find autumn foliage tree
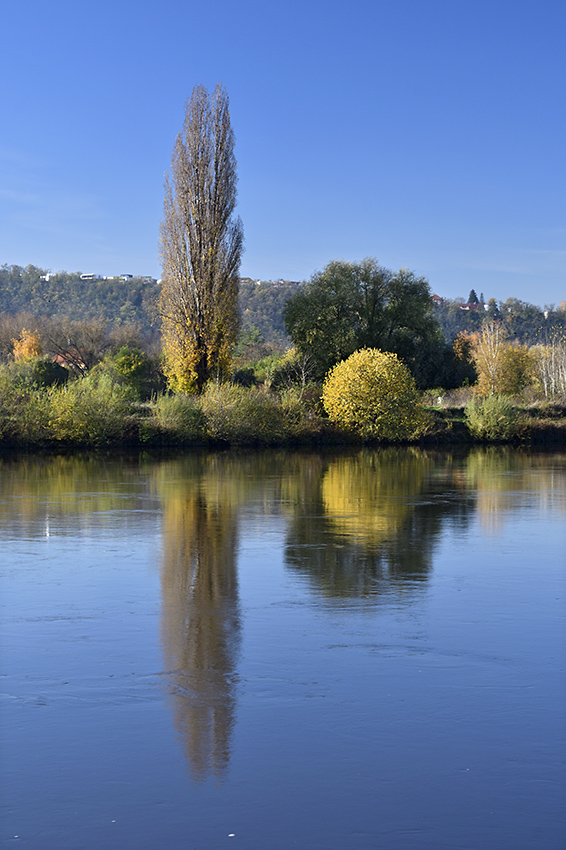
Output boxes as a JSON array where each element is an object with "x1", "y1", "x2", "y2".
[
  {"x1": 13, "y1": 328, "x2": 42, "y2": 360},
  {"x1": 452, "y1": 331, "x2": 475, "y2": 364},
  {"x1": 322, "y1": 348, "x2": 429, "y2": 441},
  {"x1": 471, "y1": 321, "x2": 508, "y2": 395},
  {"x1": 470, "y1": 321, "x2": 533, "y2": 396},
  {"x1": 159, "y1": 84, "x2": 243, "y2": 393}
]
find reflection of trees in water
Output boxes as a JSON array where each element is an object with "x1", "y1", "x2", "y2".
[
  {"x1": 464, "y1": 448, "x2": 566, "y2": 532},
  {"x1": 0, "y1": 453, "x2": 158, "y2": 537},
  {"x1": 156, "y1": 457, "x2": 241, "y2": 781},
  {"x1": 285, "y1": 449, "x2": 477, "y2": 600}
]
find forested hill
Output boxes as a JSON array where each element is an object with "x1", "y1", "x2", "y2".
[
  {"x1": 0, "y1": 265, "x2": 302, "y2": 347},
  {"x1": 433, "y1": 296, "x2": 565, "y2": 344},
  {"x1": 238, "y1": 279, "x2": 301, "y2": 346},
  {"x1": 0, "y1": 265, "x2": 161, "y2": 330},
  {"x1": 1, "y1": 264, "x2": 564, "y2": 348}
]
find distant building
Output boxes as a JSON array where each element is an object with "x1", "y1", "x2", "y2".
[
  {"x1": 52, "y1": 349, "x2": 87, "y2": 372},
  {"x1": 271, "y1": 279, "x2": 301, "y2": 287},
  {"x1": 80, "y1": 273, "x2": 98, "y2": 281},
  {"x1": 240, "y1": 277, "x2": 302, "y2": 287}
]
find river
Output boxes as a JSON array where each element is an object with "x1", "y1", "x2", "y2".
[{"x1": 1, "y1": 448, "x2": 565, "y2": 849}]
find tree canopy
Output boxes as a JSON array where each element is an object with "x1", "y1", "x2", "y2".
[{"x1": 283, "y1": 258, "x2": 443, "y2": 382}]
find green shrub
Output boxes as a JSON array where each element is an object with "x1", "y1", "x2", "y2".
[
  {"x1": 0, "y1": 357, "x2": 68, "y2": 389},
  {"x1": 231, "y1": 367, "x2": 257, "y2": 387},
  {"x1": 0, "y1": 362, "x2": 52, "y2": 442},
  {"x1": 47, "y1": 374, "x2": 135, "y2": 444},
  {"x1": 151, "y1": 393, "x2": 205, "y2": 442},
  {"x1": 200, "y1": 383, "x2": 284, "y2": 445},
  {"x1": 279, "y1": 386, "x2": 324, "y2": 440},
  {"x1": 17, "y1": 391, "x2": 51, "y2": 442},
  {"x1": 249, "y1": 353, "x2": 283, "y2": 385},
  {"x1": 99, "y1": 345, "x2": 155, "y2": 398},
  {"x1": 464, "y1": 394, "x2": 521, "y2": 441},
  {"x1": 322, "y1": 348, "x2": 430, "y2": 441},
  {"x1": 29, "y1": 359, "x2": 69, "y2": 388}
]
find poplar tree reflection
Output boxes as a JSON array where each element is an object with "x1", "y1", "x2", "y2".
[
  {"x1": 285, "y1": 449, "x2": 476, "y2": 600},
  {"x1": 158, "y1": 459, "x2": 241, "y2": 781}
]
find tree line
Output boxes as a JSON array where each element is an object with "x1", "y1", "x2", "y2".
[
  {"x1": 433, "y1": 294, "x2": 566, "y2": 345},
  {"x1": 2, "y1": 261, "x2": 562, "y2": 351}
]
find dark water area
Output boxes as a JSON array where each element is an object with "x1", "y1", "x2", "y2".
[{"x1": 1, "y1": 448, "x2": 565, "y2": 849}]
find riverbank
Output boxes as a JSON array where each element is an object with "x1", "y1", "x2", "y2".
[
  {"x1": 1, "y1": 387, "x2": 565, "y2": 451},
  {"x1": 421, "y1": 403, "x2": 566, "y2": 446}
]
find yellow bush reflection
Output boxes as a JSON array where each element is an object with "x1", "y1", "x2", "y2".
[
  {"x1": 283, "y1": 449, "x2": 444, "y2": 599},
  {"x1": 321, "y1": 449, "x2": 430, "y2": 546}
]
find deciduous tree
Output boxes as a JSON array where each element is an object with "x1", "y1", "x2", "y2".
[
  {"x1": 283, "y1": 258, "x2": 442, "y2": 384},
  {"x1": 159, "y1": 84, "x2": 243, "y2": 393},
  {"x1": 530, "y1": 331, "x2": 566, "y2": 397},
  {"x1": 471, "y1": 321, "x2": 508, "y2": 395},
  {"x1": 472, "y1": 323, "x2": 534, "y2": 396},
  {"x1": 42, "y1": 317, "x2": 110, "y2": 375},
  {"x1": 13, "y1": 328, "x2": 42, "y2": 360}
]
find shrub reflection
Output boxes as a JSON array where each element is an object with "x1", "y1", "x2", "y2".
[{"x1": 285, "y1": 449, "x2": 476, "y2": 599}]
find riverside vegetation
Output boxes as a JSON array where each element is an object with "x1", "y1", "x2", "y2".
[
  {"x1": 1, "y1": 259, "x2": 565, "y2": 449},
  {"x1": 0, "y1": 335, "x2": 565, "y2": 449},
  {"x1": 1, "y1": 280, "x2": 566, "y2": 450}
]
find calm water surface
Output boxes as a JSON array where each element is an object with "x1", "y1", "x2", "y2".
[{"x1": 1, "y1": 448, "x2": 565, "y2": 849}]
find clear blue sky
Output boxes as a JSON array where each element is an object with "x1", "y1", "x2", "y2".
[{"x1": 1, "y1": 0, "x2": 564, "y2": 305}]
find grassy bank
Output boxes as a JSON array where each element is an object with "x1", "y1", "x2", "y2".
[
  {"x1": 419, "y1": 402, "x2": 566, "y2": 446},
  {"x1": 1, "y1": 371, "x2": 565, "y2": 451}
]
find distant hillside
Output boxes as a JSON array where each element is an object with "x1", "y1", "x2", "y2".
[
  {"x1": 433, "y1": 295, "x2": 566, "y2": 344},
  {"x1": 238, "y1": 278, "x2": 302, "y2": 346},
  {"x1": 0, "y1": 264, "x2": 160, "y2": 332},
  {"x1": 0, "y1": 264, "x2": 303, "y2": 347},
  {"x1": 2, "y1": 264, "x2": 562, "y2": 350}
]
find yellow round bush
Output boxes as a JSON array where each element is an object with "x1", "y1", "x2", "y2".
[{"x1": 322, "y1": 348, "x2": 428, "y2": 440}]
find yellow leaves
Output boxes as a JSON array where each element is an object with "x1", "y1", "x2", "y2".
[
  {"x1": 47, "y1": 375, "x2": 134, "y2": 444},
  {"x1": 471, "y1": 323, "x2": 533, "y2": 397},
  {"x1": 470, "y1": 322, "x2": 507, "y2": 395},
  {"x1": 13, "y1": 328, "x2": 42, "y2": 360},
  {"x1": 161, "y1": 319, "x2": 200, "y2": 394},
  {"x1": 322, "y1": 348, "x2": 428, "y2": 441},
  {"x1": 160, "y1": 294, "x2": 237, "y2": 394},
  {"x1": 453, "y1": 331, "x2": 475, "y2": 362},
  {"x1": 497, "y1": 345, "x2": 534, "y2": 396},
  {"x1": 321, "y1": 452, "x2": 428, "y2": 545}
]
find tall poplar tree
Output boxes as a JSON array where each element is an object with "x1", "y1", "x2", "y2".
[{"x1": 159, "y1": 85, "x2": 243, "y2": 392}]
